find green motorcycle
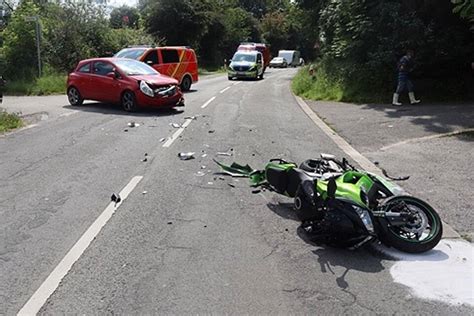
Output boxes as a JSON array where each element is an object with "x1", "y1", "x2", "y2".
[{"x1": 216, "y1": 154, "x2": 443, "y2": 253}]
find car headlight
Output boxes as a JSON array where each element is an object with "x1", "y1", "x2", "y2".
[
  {"x1": 353, "y1": 205, "x2": 375, "y2": 233},
  {"x1": 140, "y1": 81, "x2": 154, "y2": 97}
]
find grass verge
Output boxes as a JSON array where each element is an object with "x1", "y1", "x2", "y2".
[
  {"x1": 198, "y1": 66, "x2": 227, "y2": 76},
  {"x1": 5, "y1": 74, "x2": 67, "y2": 96},
  {"x1": 0, "y1": 110, "x2": 23, "y2": 133}
]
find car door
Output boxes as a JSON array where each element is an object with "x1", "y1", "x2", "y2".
[
  {"x1": 143, "y1": 49, "x2": 160, "y2": 71},
  {"x1": 91, "y1": 61, "x2": 121, "y2": 102},
  {"x1": 74, "y1": 62, "x2": 93, "y2": 99},
  {"x1": 158, "y1": 49, "x2": 181, "y2": 81},
  {"x1": 256, "y1": 53, "x2": 264, "y2": 75}
]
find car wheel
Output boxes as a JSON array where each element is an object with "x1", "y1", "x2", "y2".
[
  {"x1": 121, "y1": 91, "x2": 137, "y2": 112},
  {"x1": 180, "y1": 76, "x2": 192, "y2": 91},
  {"x1": 67, "y1": 87, "x2": 83, "y2": 106}
]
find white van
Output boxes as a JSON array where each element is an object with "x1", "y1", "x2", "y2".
[{"x1": 278, "y1": 50, "x2": 301, "y2": 67}]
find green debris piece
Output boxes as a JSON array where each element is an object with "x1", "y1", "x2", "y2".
[
  {"x1": 213, "y1": 159, "x2": 254, "y2": 177},
  {"x1": 214, "y1": 159, "x2": 267, "y2": 186}
]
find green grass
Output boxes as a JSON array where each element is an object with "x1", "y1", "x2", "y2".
[
  {"x1": 198, "y1": 66, "x2": 227, "y2": 75},
  {"x1": 5, "y1": 74, "x2": 67, "y2": 96},
  {"x1": 0, "y1": 111, "x2": 23, "y2": 133},
  {"x1": 292, "y1": 66, "x2": 344, "y2": 101}
]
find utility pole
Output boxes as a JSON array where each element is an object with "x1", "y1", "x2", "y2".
[{"x1": 24, "y1": 15, "x2": 42, "y2": 77}]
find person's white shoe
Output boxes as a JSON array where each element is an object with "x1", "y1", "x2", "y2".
[
  {"x1": 392, "y1": 93, "x2": 402, "y2": 106},
  {"x1": 409, "y1": 92, "x2": 421, "y2": 104}
]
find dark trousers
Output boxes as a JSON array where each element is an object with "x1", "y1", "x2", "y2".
[{"x1": 396, "y1": 78, "x2": 414, "y2": 93}]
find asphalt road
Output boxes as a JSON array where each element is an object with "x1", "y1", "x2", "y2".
[{"x1": 0, "y1": 70, "x2": 472, "y2": 314}]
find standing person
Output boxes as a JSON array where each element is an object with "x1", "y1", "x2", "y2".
[
  {"x1": 0, "y1": 76, "x2": 5, "y2": 104},
  {"x1": 392, "y1": 49, "x2": 421, "y2": 106}
]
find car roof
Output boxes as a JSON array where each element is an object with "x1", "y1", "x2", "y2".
[
  {"x1": 79, "y1": 57, "x2": 134, "y2": 63},
  {"x1": 234, "y1": 50, "x2": 260, "y2": 55}
]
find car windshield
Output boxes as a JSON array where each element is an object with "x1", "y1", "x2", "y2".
[
  {"x1": 114, "y1": 48, "x2": 147, "y2": 60},
  {"x1": 114, "y1": 59, "x2": 159, "y2": 76},
  {"x1": 273, "y1": 58, "x2": 283, "y2": 61},
  {"x1": 233, "y1": 53, "x2": 256, "y2": 62}
]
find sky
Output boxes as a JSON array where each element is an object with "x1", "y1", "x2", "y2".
[{"x1": 108, "y1": 0, "x2": 138, "y2": 7}]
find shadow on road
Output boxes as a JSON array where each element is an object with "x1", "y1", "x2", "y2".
[
  {"x1": 359, "y1": 102, "x2": 474, "y2": 142},
  {"x1": 267, "y1": 201, "x2": 385, "y2": 290},
  {"x1": 63, "y1": 102, "x2": 184, "y2": 117}
]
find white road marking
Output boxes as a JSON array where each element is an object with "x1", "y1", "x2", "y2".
[
  {"x1": 18, "y1": 176, "x2": 143, "y2": 315},
  {"x1": 219, "y1": 86, "x2": 231, "y2": 94},
  {"x1": 294, "y1": 96, "x2": 381, "y2": 175},
  {"x1": 162, "y1": 118, "x2": 193, "y2": 148},
  {"x1": 201, "y1": 96, "x2": 216, "y2": 109},
  {"x1": 380, "y1": 128, "x2": 474, "y2": 151}
]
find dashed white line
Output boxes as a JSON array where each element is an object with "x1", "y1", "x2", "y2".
[
  {"x1": 219, "y1": 86, "x2": 231, "y2": 94},
  {"x1": 18, "y1": 176, "x2": 143, "y2": 315},
  {"x1": 162, "y1": 118, "x2": 193, "y2": 148},
  {"x1": 201, "y1": 96, "x2": 216, "y2": 109}
]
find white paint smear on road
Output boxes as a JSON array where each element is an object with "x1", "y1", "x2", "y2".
[
  {"x1": 387, "y1": 239, "x2": 473, "y2": 306},
  {"x1": 162, "y1": 118, "x2": 193, "y2": 148},
  {"x1": 220, "y1": 86, "x2": 231, "y2": 94},
  {"x1": 18, "y1": 176, "x2": 143, "y2": 315},
  {"x1": 201, "y1": 96, "x2": 216, "y2": 109}
]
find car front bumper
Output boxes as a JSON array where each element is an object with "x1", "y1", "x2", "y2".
[
  {"x1": 136, "y1": 90, "x2": 184, "y2": 108},
  {"x1": 228, "y1": 69, "x2": 258, "y2": 79}
]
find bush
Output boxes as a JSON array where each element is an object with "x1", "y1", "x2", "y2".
[
  {"x1": 4, "y1": 73, "x2": 66, "y2": 95},
  {"x1": 0, "y1": 110, "x2": 23, "y2": 133}
]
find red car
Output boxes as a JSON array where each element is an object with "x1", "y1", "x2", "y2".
[{"x1": 67, "y1": 58, "x2": 184, "y2": 112}]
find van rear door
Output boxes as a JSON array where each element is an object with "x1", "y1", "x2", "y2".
[{"x1": 158, "y1": 49, "x2": 181, "y2": 80}]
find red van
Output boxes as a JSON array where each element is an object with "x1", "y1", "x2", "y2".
[
  {"x1": 115, "y1": 46, "x2": 198, "y2": 91},
  {"x1": 238, "y1": 42, "x2": 271, "y2": 70}
]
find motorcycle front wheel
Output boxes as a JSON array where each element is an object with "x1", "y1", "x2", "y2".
[{"x1": 379, "y1": 196, "x2": 443, "y2": 253}]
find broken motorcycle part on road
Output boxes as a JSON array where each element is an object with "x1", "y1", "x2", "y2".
[
  {"x1": 178, "y1": 152, "x2": 195, "y2": 160},
  {"x1": 213, "y1": 159, "x2": 265, "y2": 186}
]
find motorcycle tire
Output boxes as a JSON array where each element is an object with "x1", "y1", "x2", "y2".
[{"x1": 379, "y1": 196, "x2": 442, "y2": 253}]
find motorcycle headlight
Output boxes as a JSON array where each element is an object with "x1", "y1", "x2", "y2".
[
  {"x1": 140, "y1": 81, "x2": 154, "y2": 97},
  {"x1": 353, "y1": 205, "x2": 375, "y2": 233}
]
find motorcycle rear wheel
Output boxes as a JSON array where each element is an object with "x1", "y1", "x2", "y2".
[{"x1": 380, "y1": 196, "x2": 442, "y2": 253}]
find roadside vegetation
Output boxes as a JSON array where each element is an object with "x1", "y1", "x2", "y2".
[
  {"x1": 0, "y1": 110, "x2": 23, "y2": 133},
  {"x1": 0, "y1": 0, "x2": 473, "y2": 101}
]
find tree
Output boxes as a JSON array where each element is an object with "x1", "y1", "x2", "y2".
[
  {"x1": 2, "y1": 0, "x2": 40, "y2": 79},
  {"x1": 110, "y1": 5, "x2": 140, "y2": 29}
]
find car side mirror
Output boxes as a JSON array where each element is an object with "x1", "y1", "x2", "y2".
[
  {"x1": 146, "y1": 60, "x2": 153, "y2": 65},
  {"x1": 107, "y1": 71, "x2": 120, "y2": 79}
]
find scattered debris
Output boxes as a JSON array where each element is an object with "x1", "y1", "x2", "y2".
[
  {"x1": 217, "y1": 152, "x2": 233, "y2": 157},
  {"x1": 196, "y1": 171, "x2": 205, "y2": 177},
  {"x1": 128, "y1": 122, "x2": 140, "y2": 127},
  {"x1": 208, "y1": 182, "x2": 214, "y2": 185},
  {"x1": 178, "y1": 152, "x2": 195, "y2": 160},
  {"x1": 167, "y1": 221, "x2": 173, "y2": 225},
  {"x1": 228, "y1": 183, "x2": 236, "y2": 188},
  {"x1": 218, "y1": 176, "x2": 226, "y2": 180},
  {"x1": 201, "y1": 154, "x2": 207, "y2": 158},
  {"x1": 285, "y1": 228, "x2": 289, "y2": 232},
  {"x1": 159, "y1": 137, "x2": 167, "y2": 142},
  {"x1": 141, "y1": 158, "x2": 148, "y2": 162},
  {"x1": 124, "y1": 129, "x2": 129, "y2": 132},
  {"x1": 111, "y1": 193, "x2": 121, "y2": 205},
  {"x1": 204, "y1": 225, "x2": 207, "y2": 228},
  {"x1": 252, "y1": 189, "x2": 261, "y2": 194},
  {"x1": 201, "y1": 166, "x2": 206, "y2": 169},
  {"x1": 208, "y1": 130, "x2": 215, "y2": 133},
  {"x1": 142, "y1": 191, "x2": 148, "y2": 195},
  {"x1": 184, "y1": 116, "x2": 197, "y2": 120},
  {"x1": 170, "y1": 123, "x2": 182, "y2": 128}
]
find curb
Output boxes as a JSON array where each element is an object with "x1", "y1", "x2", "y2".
[{"x1": 293, "y1": 95, "x2": 461, "y2": 239}]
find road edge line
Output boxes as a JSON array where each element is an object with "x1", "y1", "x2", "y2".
[
  {"x1": 18, "y1": 176, "x2": 144, "y2": 315},
  {"x1": 293, "y1": 95, "x2": 460, "y2": 239}
]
